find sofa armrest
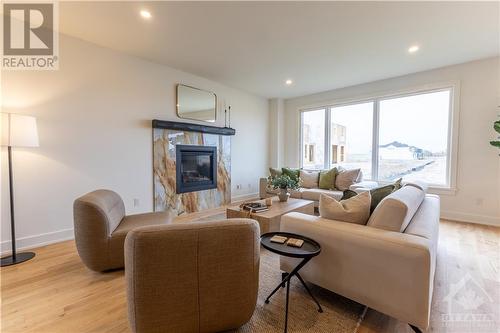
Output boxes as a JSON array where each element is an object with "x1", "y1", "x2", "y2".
[{"x1": 279, "y1": 212, "x2": 434, "y2": 330}]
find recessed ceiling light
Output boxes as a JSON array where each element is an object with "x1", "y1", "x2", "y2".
[
  {"x1": 140, "y1": 10, "x2": 152, "y2": 19},
  {"x1": 285, "y1": 79, "x2": 293, "y2": 85},
  {"x1": 408, "y1": 45, "x2": 419, "y2": 53}
]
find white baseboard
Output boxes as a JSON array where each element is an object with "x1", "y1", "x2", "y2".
[
  {"x1": 231, "y1": 192, "x2": 259, "y2": 203},
  {"x1": 441, "y1": 211, "x2": 500, "y2": 227},
  {"x1": 1, "y1": 228, "x2": 74, "y2": 255}
]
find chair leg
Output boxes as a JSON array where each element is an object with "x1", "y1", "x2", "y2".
[{"x1": 409, "y1": 324, "x2": 422, "y2": 333}]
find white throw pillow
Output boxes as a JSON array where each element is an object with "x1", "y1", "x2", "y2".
[
  {"x1": 300, "y1": 170, "x2": 320, "y2": 189},
  {"x1": 335, "y1": 168, "x2": 361, "y2": 190},
  {"x1": 319, "y1": 192, "x2": 371, "y2": 225}
]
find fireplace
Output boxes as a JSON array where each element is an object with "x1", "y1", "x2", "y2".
[{"x1": 176, "y1": 145, "x2": 217, "y2": 194}]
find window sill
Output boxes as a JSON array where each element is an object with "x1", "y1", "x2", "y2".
[{"x1": 428, "y1": 186, "x2": 457, "y2": 196}]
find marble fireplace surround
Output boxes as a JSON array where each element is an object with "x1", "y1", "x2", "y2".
[{"x1": 153, "y1": 120, "x2": 235, "y2": 216}]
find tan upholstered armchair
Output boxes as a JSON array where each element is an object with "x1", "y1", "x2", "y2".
[
  {"x1": 73, "y1": 189, "x2": 172, "y2": 272},
  {"x1": 125, "y1": 219, "x2": 260, "y2": 333}
]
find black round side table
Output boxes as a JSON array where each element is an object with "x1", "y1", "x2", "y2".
[{"x1": 261, "y1": 232, "x2": 323, "y2": 333}]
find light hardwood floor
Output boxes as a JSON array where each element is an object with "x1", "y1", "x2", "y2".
[{"x1": 1, "y1": 213, "x2": 499, "y2": 333}]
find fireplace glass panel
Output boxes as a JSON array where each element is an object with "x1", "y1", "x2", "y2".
[
  {"x1": 181, "y1": 153, "x2": 212, "y2": 183},
  {"x1": 176, "y1": 145, "x2": 217, "y2": 193}
]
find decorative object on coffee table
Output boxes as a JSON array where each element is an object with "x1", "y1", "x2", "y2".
[
  {"x1": 261, "y1": 232, "x2": 323, "y2": 333},
  {"x1": 226, "y1": 197, "x2": 314, "y2": 234},
  {"x1": 268, "y1": 174, "x2": 301, "y2": 202}
]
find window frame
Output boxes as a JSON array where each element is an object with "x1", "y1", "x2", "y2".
[{"x1": 298, "y1": 81, "x2": 460, "y2": 194}]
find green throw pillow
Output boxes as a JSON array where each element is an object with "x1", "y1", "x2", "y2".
[
  {"x1": 369, "y1": 185, "x2": 395, "y2": 213},
  {"x1": 340, "y1": 178, "x2": 403, "y2": 213},
  {"x1": 269, "y1": 167, "x2": 282, "y2": 178},
  {"x1": 282, "y1": 167, "x2": 300, "y2": 182},
  {"x1": 319, "y1": 168, "x2": 337, "y2": 190},
  {"x1": 341, "y1": 189, "x2": 358, "y2": 200},
  {"x1": 393, "y1": 178, "x2": 403, "y2": 190},
  {"x1": 369, "y1": 178, "x2": 403, "y2": 213}
]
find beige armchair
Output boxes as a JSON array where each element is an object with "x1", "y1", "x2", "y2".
[
  {"x1": 125, "y1": 219, "x2": 260, "y2": 333},
  {"x1": 73, "y1": 189, "x2": 172, "y2": 272}
]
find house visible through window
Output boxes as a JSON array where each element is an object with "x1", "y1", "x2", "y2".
[
  {"x1": 332, "y1": 145, "x2": 338, "y2": 163},
  {"x1": 330, "y1": 101, "x2": 374, "y2": 178},
  {"x1": 301, "y1": 109, "x2": 325, "y2": 169},
  {"x1": 300, "y1": 88, "x2": 453, "y2": 187},
  {"x1": 304, "y1": 144, "x2": 315, "y2": 163}
]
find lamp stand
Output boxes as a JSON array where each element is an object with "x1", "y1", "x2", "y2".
[{"x1": 1, "y1": 146, "x2": 35, "y2": 266}]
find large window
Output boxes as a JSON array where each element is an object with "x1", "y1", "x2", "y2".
[
  {"x1": 330, "y1": 102, "x2": 373, "y2": 179},
  {"x1": 300, "y1": 88, "x2": 454, "y2": 188},
  {"x1": 301, "y1": 109, "x2": 325, "y2": 170}
]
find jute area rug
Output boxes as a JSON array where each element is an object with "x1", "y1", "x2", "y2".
[{"x1": 193, "y1": 214, "x2": 367, "y2": 333}]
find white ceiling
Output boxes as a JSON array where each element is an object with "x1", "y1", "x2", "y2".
[{"x1": 59, "y1": 2, "x2": 500, "y2": 99}]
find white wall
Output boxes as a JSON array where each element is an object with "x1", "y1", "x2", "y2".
[
  {"x1": 283, "y1": 57, "x2": 500, "y2": 226},
  {"x1": 0, "y1": 35, "x2": 269, "y2": 252},
  {"x1": 268, "y1": 98, "x2": 285, "y2": 168}
]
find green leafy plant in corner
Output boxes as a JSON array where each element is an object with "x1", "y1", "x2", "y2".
[
  {"x1": 267, "y1": 174, "x2": 301, "y2": 191},
  {"x1": 490, "y1": 120, "x2": 500, "y2": 149}
]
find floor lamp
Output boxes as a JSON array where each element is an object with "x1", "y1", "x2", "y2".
[{"x1": 1, "y1": 113, "x2": 39, "y2": 266}]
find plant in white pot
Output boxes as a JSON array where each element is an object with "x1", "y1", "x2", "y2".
[{"x1": 268, "y1": 174, "x2": 301, "y2": 202}]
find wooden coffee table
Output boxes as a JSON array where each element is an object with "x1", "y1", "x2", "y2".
[{"x1": 226, "y1": 197, "x2": 314, "y2": 235}]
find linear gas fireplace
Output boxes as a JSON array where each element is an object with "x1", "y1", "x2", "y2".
[{"x1": 176, "y1": 145, "x2": 217, "y2": 194}]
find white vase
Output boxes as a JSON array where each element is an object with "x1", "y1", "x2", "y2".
[{"x1": 278, "y1": 188, "x2": 289, "y2": 202}]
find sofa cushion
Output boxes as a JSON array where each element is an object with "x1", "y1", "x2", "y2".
[
  {"x1": 109, "y1": 211, "x2": 172, "y2": 268},
  {"x1": 319, "y1": 168, "x2": 337, "y2": 190},
  {"x1": 289, "y1": 189, "x2": 303, "y2": 199},
  {"x1": 302, "y1": 188, "x2": 343, "y2": 201},
  {"x1": 300, "y1": 170, "x2": 320, "y2": 188},
  {"x1": 319, "y1": 192, "x2": 371, "y2": 225},
  {"x1": 342, "y1": 178, "x2": 403, "y2": 213},
  {"x1": 404, "y1": 194, "x2": 440, "y2": 241},
  {"x1": 335, "y1": 168, "x2": 361, "y2": 191},
  {"x1": 269, "y1": 167, "x2": 282, "y2": 178},
  {"x1": 367, "y1": 186, "x2": 425, "y2": 232},
  {"x1": 282, "y1": 167, "x2": 300, "y2": 182}
]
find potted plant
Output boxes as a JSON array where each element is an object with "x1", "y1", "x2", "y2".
[
  {"x1": 268, "y1": 174, "x2": 301, "y2": 202},
  {"x1": 490, "y1": 120, "x2": 500, "y2": 154}
]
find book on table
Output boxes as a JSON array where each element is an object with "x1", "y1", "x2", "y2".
[
  {"x1": 241, "y1": 202, "x2": 268, "y2": 213},
  {"x1": 270, "y1": 235, "x2": 288, "y2": 244},
  {"x1": 286, "y1": 238, "x2": 304, "y2": 248}
]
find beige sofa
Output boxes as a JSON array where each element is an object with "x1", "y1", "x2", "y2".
[
  {"x1": 125, "y1": 219, "x2": 260, "y2": 333},
  {"x1": 259, "y1": 177, "x2": 378, "y2": 205},
  {"x1": 279, "y1": 185, "x2": 439, "y2": 332}
]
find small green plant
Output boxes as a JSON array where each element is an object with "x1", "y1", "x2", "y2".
[
  {"x1": 490, "y1": 120, "x2": 500, "y2": 149},
  {"x1": 268, "y1": 174, "x2": 300, "y2": 190}
]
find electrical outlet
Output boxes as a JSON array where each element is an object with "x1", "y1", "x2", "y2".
[
  {"x1": 133, "y1": 198, "x2": 140, "y2": 207},
  {"x1": 475, "y1": 198, "x2": 484, "y2": 206}
]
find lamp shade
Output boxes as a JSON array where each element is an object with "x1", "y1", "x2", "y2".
[{"x1": 1, "y1": 113, "x2": 39, "y2": 147}]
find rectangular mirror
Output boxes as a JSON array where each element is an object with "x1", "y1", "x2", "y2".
[{"x1": 176, "y1": 84, "x2": 217, "y2": 123}]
